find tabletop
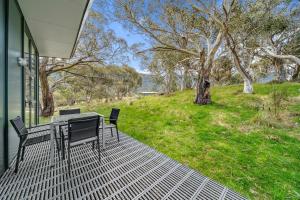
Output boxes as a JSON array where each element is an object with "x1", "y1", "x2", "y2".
[{"x1": 51, "y1": 112, "x2": 104, "y2": 123}]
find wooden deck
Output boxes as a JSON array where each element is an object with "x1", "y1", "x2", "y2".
[{"x1": 0, "y1": 126, "x2": 246, "y2": 200}]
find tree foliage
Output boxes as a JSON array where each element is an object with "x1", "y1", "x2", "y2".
[
  {"x1": 39, "y1": 10, "x2": 130, "y2": 116},
  {"x1": 54, "y1": 65, "x2": 142, "y2": 106},
  {"x1": 104, "y1": 0, "x2": 300, "y2": 98}
]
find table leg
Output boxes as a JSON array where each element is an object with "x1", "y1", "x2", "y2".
[
  {"x1": 102, "y1": 117, "x2": 105, "y2": 149},
  {"x1": 50, "y1": 123, "x2": 55, "y2": 167}
]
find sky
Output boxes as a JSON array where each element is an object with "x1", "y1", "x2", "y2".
[
  {"x1": 91, "y1": 0, "x2": 151, "y2": 74},
  {"x1": 108, "y1": 22, "x2": 149, "y2": 73}
]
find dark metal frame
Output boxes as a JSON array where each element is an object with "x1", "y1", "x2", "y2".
[
  {"x1": 9, "y1": 116, "x2": 50, "y2": 173},
  {"x1": 66, "y1": 116, "x2": 101, "y2": 174},
  {"x1": 3, "y1": 0, "x2": 9, "y2": 170},
  {"x1": 59, "y1": 108, "x2": 81, "y2": 116},
  {"x1": 102, "y1": 108, "x2": 120, "y2": 142},
  {"x1": 23, "y1": 22, "x2": 39, "y2": 128},
  {"x1": 57, "y1": 108, "x2": 81, "y2": 160}
]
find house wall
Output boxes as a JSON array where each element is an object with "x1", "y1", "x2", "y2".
[
  {"x1": 0, "y1": 0, "x2": 40, "y2": 174},
  {"x1": 7, "y1": 0, "x2": 23, "y2": 163},
  {"x1": 0, "y1": 0, "x2": 5, "y2": 174}
]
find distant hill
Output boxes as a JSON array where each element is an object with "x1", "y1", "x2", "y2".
[{"x1": 136, "y1": 73, "x2": 162, "y2": 92}]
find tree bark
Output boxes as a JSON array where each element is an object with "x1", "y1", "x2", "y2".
[
  {"x1": 273, "y1": 58, "x2": 286, "y2": 82},
  {"x1": 225, "y1": 34, "x2": 253, "y2": 93},
  {"x1": 292, "y1": 65, "x2": 300, "y2": 81},
  {"x1": 39, "y1": 65, "x2": 55, "y2": 117},
  {"x1": 194, "y1": 32, "x2": 223, "y2": 104},
  {"x1": 194, "y1": 71, "x2": 211, "y2": 104},
  {"x1": 183, "y1": 66, "x2": 192, "y2": 89},
  {"x1": 243, "y1": 78, "x2": 253, "y2": 94},
  {"x1": 194, "y1": 49, "x2": 211, "y2": 104},
  {"x1": 263, "y1": 48, "x2": 300, "y2": 65},
  {"x1": 232, "y1": 49, "x2": 253, "y2": 93}
]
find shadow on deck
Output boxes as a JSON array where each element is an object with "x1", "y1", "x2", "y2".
[{"x1": 0, "y1": 126, "x2": 246, "y2": 200}]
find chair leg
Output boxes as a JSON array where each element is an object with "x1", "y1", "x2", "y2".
[
  {"x1": 116, "y1": 125, "x2": 120, "y2": 142},
  {"x1": 96, "y1": 138, "x2": 101, "y2": 162},
  {"x1": 21, "y1": 146, "x2": 25, "y2": 161},
  {"x1": 67, "y1": 143, "x2": 71, "y2": 175},
  {"x1": 62, "y1": 136, "x2": 65, "y2": 160},
  {"x1": 14, "y1": 143, "x2": 22, "y2": 173},
  {"x1": 92, "y1": 141, "x2": 95, "y2": 150},
  {"x1": 55, "y1": 127, "x2": 61, "y2": 152},
  {"x1": 110, "y1": 127, "x2": 113, "y2": 137}
]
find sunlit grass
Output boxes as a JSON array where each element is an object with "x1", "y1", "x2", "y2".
[{"x1": 42, "y1": 83, "x2": 300, "y2": 199}]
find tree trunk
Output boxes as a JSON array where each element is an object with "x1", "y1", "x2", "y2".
[
  {"x1": 194, "y1": 69, "x2": 211, "y2": 104},
  {"x1": 243, "y1": 78, "x2": 253, "y2": 93},
  {"x1": 292, "y1": 65, "x2": 300, "y2": 81},
  {"x1": 225, "y1": 34, "x2": 253, "y2": 93},
  {"x1": 231, "y1": 48, "x2": 253, "y2": 93},
  {"x1": 39, "y1": 66, "x2": 54, "y2": 117},
  {"x1": 274, "y1": 58, "x2": 286, "y2": 82},
  {"x1": 194, "y1": 77, "x2": 211, "y2": 104},
  {"x1": 183, "y1": 66, "x2": 192, "y2": 89},
  {"x1": 193, "y1": 32, "x2": 223, "y2": 105}
]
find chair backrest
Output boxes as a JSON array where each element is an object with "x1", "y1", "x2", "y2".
[
  {"x1": 109, "y1": 108, "x2": 120, "y2": 125},
  {"x1": 10, "y1": 116, "x2": 28, "y2": 138},
  {"x1": 68, "y1": 115, "x2": 100, "y2": 143},
  {"x1": 59, "y1": 108, "x2": 81, "y2": 116}
]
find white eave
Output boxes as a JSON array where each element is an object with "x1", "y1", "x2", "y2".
[{"x1": 17, "y1": 0, "x2": 94, "y2": 58}]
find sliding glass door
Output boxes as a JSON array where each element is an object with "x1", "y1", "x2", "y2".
[
  {"x1": 7, "y1": 0, "x2": 23, "y2": 163},
  {"x1": 24, "y1": 27, "x2": 38, "y2": 128}
]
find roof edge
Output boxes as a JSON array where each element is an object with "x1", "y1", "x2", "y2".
[{"x1": 69, "y1": 0, "x2": 94, "y2": 58}]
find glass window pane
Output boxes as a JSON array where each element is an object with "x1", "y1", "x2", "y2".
[
  {"x1": 7, "y1": 0, "x2": 23, "y2": 163},
  {"x1": 24, "y1": 33, "x2": 31, "y2": 127},
  {"x1": 31, "y1": 44, "x2": 36, "y2": 125}
]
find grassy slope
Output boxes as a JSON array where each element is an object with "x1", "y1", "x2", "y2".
[{"x1": 64, "y1": 83, "x2": 300, "y2": 199}]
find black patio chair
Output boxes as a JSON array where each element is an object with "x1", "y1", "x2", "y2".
[
  {"x1": 57, "y1": 108, "x2": 81, "y2": 159},
  {"x1": 67, "y1": 115, "x2": 101, "y2": 174},
  {"x1": 10, "y1": 116, "x2": 51, "y2": 173},
  {"x1": 101, "y1": 108, "x2": 120, "y2": 142},
  {"x1": 59, "y1": 108, "x2": 81, "y2": 115}
]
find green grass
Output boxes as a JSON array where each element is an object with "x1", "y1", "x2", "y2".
[{"x1": 48, "y1": 83, "x2": 300, "y2": 199}]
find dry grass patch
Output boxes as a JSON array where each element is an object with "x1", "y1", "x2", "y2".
[{"x1": 211, "y1": 111, "x2": 232, "y2": 129}]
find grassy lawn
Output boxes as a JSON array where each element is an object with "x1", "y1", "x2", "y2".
[{"x1": 45, "y1": 83, "x2": 300, "y2": 199}]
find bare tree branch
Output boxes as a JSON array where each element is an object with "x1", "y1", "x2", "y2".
[{"x1": 261, "y1": 48, "x2": 300, "y2": 65}]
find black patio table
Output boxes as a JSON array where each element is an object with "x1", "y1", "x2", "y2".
[{"x1": 49, "y1": 112, "x2": 105, "y2": 167}]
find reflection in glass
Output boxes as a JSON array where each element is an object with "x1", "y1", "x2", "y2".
[{"x1": 24, "y1": 33, "x2": 31, "y2": 127}]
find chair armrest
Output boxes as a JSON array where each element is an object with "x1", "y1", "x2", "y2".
[
  {"x1": 19, "y1": 132, "x2": 30, "y2": 137},
  {"x1": 31, "y1": 123, "x2": 51, "y2": 128},
  {"x1": 28, "y1": 124, "x2": 51, "y2": 134},
  {"x1": 106, "y1": 118, "x2": 117, "y2": 122},
  {"x1": 27, "y1": 129, "x2": 49, "y2": 134}
]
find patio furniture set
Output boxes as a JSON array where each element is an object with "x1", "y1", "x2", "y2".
[{"x1": 10, "y1": 108, "x2": 120, "y2": 174}]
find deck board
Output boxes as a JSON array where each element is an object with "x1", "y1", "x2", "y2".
[{"x1": 0, "y1": 126, "x2": 247, "y2": 200}]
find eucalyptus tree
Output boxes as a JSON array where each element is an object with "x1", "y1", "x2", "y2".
[
  {"x1": 190, "y1": 0, "x2": 257, "y2": 93},
  {"x1": 39, "y1": 11, "x2": 129, "y2": 116},
  {"x1": 55, "y1": 64, "x2": 142, "y2": 104},
  {"x1": 246, "y1": 0, "x2": 300, "y2": 81},
  {"x1": 193, "y1": 0, "x2": 300, "y2": 90},
  {"x1": 288, "y1": 32, "x2": 300, "y2": 80},
  {"x1": 148, "y1": 51, "x2": 184, "y2": 94},
  {"x1": 114, "y1": 0, "x2": 228, "y2": 104}
]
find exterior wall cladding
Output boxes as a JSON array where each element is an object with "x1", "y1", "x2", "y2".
[{"x1": 0, "y1": 0, "x2": 39, "y2": 175}]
